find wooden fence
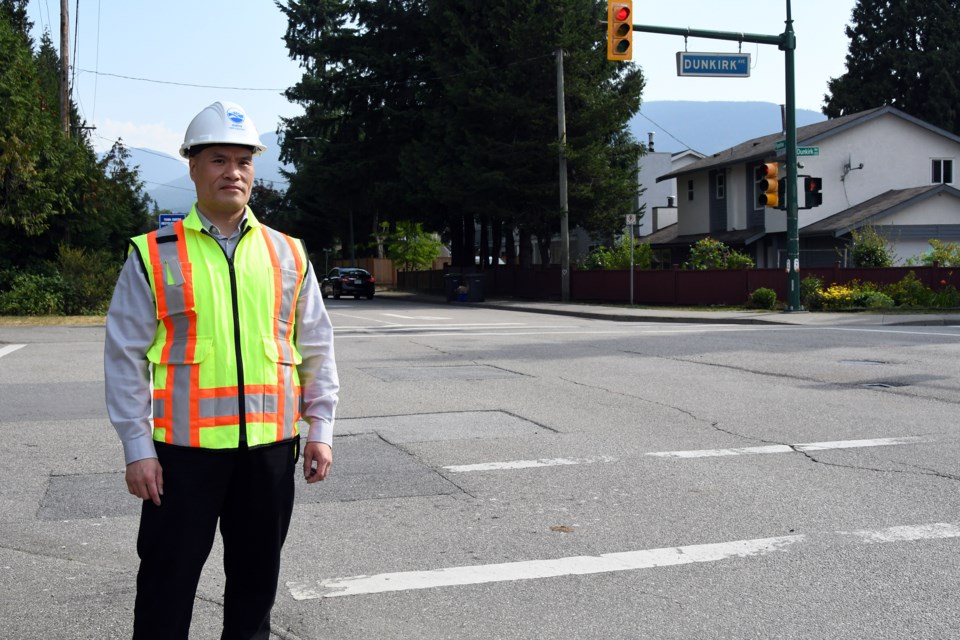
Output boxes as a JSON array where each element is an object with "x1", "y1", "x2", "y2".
[{"x1": 396, "y1": 264, "x2": 960, "y2": 306}]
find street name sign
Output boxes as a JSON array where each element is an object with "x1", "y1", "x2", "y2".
[
  {"x1": 774, "y1": 140, "x2": 820, "y2": 156},
  {"x1": 158, "y1": 213, "x2": 187, "y2": 228},
  {"x1": 676, "y1": 52, "x2": 751, "y2": 77}
]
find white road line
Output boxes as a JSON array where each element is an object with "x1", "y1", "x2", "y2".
[
  {"x1": 0, "y1": 344, "x2": 26, "y2": 359},
  {"x1": 817, "y1": 327, "x2": 960, "y2": 338},
  {"x1": 444, "y1": 456, "x2": 616, "y2": 473},
  {"x1": 337, "y1": 323, "x2": 567, "y2": 331},
  {"x1": 286, "y1": 520, "x2": 960, "y2": 599},
  {"x1": 841, "y1": 522, "x2": 960, "y2": 544},
  {"x1": 334, "y1": 329, "x2": 639, "y2": 339},
  {"x1": 645, "y1": 437, "x2": 925, "y2": 459},
  {"x1": 381, "y1": 313, "x2": 454, "y2": 321},
  {"x1": 287, "y1": 535, "x2": 803, "y2": 599}
]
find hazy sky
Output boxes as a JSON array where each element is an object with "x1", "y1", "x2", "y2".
[{"x1": 27, "y1": 0, "x2": 856, "y2": 161}]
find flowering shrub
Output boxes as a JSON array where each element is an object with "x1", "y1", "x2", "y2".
[
  {"x1": 801, "y1": 271, "x2": 955, "y2": 311},
  {"x1": 882, "y1": 272, "x2": 933, "y2": 307},
  {"x1": 819, "y1": 284, "x2": 856, "y2": 310}
]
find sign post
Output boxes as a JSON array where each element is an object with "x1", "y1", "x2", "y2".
[{"x1": 626, "y1": 214, "x2": 637, "y2": 305}]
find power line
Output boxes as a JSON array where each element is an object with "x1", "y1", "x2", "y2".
[
  {"x1": 77, "y1": 51, "x2": 557, "y2": 95},
  {"x1": 77, "y1": 69, "x2": 286, "y2": 91},
  {"x1": 635, "y1": 109, "x2": 701, "y2": 154}
]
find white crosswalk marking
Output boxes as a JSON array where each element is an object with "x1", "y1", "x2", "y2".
[
  {"x1": 287, "y1": 521, "x2": 960, "y2": 600},
  {"x1": 288, "y1": 535, "x2": 803, "y2": 599},
  {"x1": 444, "y1": 456, "x2": 617, "y2": 473},
  {"x1": 646, "y1": 437, "x2": 925, "y2": 459},
  {"x1": 0, "y1": 344, "x2": 26, "y2": 359}
]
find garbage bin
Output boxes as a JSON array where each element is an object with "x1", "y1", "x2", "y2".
[
  {"x1": 463, "y1": 273, "x2": 485, "y2": 302},
  {"x1": 443, "y1": 272, "x2": 485, "y2": 302},
  {"x1": 443, "y1": 273, "x2": 463, "y2": 302}
]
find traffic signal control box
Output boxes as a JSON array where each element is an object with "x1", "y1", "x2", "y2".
[{"x1": 607, "y1": 1, "x2": 633, "y2": 61}]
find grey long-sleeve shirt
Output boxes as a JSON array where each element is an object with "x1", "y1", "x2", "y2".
[{"x1": 103, "y1": 218, "x2": 339, "y2": 465}]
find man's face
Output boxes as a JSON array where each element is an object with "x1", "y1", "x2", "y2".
[{"x1": 189, "y1": 145, "x2": 255, "y2": 218}]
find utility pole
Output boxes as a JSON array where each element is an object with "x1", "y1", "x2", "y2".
[
  {"x1": 556, "y1": 49, "x2": 571, "y2": 302},
  {"x1": 59, "y1": 0, "x2": 70, "y2": 136}
]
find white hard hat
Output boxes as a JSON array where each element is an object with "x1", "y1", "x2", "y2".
[{"x1": 179, "y1": 101, "x2": 267, "y2": 158}]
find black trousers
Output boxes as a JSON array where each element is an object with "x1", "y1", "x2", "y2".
[{"x1": 132, "y1": 439, "x2": 299, "y2": 640}]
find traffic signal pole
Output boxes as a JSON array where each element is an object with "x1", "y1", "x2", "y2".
[
  {"x1": 625, "y1": 0, "x2": 802, "y2": 310},
  {"x1": 782, "y1": 2, "x2": 801, "y2": 311}
]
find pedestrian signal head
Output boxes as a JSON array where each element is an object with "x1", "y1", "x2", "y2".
[
  {"x1": 804, "y1": 176, "x2": 823, "y2": 208},
  {"x1": 606, "y1": 1, "x2": 633, "y2": 61}
]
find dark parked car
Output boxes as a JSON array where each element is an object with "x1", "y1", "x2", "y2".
[{"x1": 320, "y1": 267, "x2": 375, "y2": 300}]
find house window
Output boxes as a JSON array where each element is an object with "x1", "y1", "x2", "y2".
[
  {"x1": 715, "y1": 173, "x2": 725, "y2": 199},
  {"x1": 932, "y1": 159, "x2": 954, "y2": 184},
  {"x1": 687, "y1": 180, "x2": 694, "y2": 201}
]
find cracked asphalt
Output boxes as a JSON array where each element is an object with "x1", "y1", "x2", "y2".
[{"x1": 2, "y1": 298, "x2": 960, "y2": 639}]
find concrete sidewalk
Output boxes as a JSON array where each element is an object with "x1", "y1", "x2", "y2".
[{"x1": 376, "y1": 290, "x2": 960, "y2": 327}]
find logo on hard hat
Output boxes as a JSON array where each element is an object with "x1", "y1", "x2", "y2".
[{"x1": 226, "y1": 109, "x2": 245, "y2": 125}]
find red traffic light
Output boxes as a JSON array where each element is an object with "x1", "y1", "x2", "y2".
[{"x1": 606, "y1": 1, "x2": 633, "y2": 61}]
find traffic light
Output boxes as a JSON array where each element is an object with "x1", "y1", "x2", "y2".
[
  {"x1": 607, "y1": 1, "x2": 633, "y2": 61},
  {"x1": 804, "y1": 176, "x2": 823, "y2": 208},
  {"x1": 756, "y1": 162, "x2": 780, "y2": 208}
]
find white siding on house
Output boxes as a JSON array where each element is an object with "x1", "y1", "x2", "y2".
[
  {"x1": 799, "y1": 114, "x2": 960, "y2": 227},
  {"x1": 882, "y1": 192, "x2": 960, "y2": 226},
  {"x1": 678, "y1": 174, "x2": 711, "y2": 235},
  {"x1": 637, "y1": 152, "x2": 675, "y2": 235},
  {"x1": 727, "y1": 165, "x2": 749, "y2": 230}
]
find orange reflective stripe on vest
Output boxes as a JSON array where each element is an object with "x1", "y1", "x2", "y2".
[{"x1": 132, "y1": 208, "x2": 307, "y2": 450}]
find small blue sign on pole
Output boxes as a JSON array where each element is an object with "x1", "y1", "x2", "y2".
[
  {"x1": 676, "y1": 52, "x2": 751, "y2": 77},
  {"x1": 158, "y1": 213, "x2": 186, "y2": 228}
]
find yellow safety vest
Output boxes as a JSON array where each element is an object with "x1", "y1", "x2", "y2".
[{"x1": 129, "y1": 207, "x2": 308, "y2": 449}]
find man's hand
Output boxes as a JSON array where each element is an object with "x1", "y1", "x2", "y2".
[
  {"x1": 303, "y1": 442, "x2": 332, "y2": 483},
  {"x1": 126, "y1": 458, "x2": 163, "y2": 506}
]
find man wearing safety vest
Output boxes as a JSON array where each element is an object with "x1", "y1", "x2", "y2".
[{"x1": 104, "y1": 101, "x2": 339, "y2": 640}]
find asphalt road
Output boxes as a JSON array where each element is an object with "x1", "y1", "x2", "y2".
[{"x1": 2, "y1": 298, "x2": 960, "y2": 639}]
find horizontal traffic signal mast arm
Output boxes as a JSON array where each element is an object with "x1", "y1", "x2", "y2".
[{"x1": 597, "y1": 22, "x2": 790, "y2": 49}]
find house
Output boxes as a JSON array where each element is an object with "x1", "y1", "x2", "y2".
[
  {"x1": 645, "y1": 106, "x2": 960, "y2": 267},
  {"x1": 635, "y1": 142, "x2": 704, "y2": 237},
  {"x1": 539, "y1": 138, "x2": 704, "y2": 266}
]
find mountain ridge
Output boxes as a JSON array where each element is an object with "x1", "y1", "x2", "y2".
[{"x1": 130, "y1": 101, "x2": 827, "y2": 212}]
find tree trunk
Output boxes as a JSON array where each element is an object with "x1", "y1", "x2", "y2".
[
  {"x1": 519, "y1": 227, "x2": 533, "y2": 268},
  {"x1": 491, "y1": 218, "x2": 503, "y2": 268}
]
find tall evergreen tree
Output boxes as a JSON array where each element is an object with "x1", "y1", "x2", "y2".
[
  {"x1": 824, "y1": 0, "x2": 960, "y2": 134},
  {"x1": 278, "y1": 0, "x2": 643, "y2": 267},
  {"x1": 0, "y1": 6, "x2": 152, "y2": 270}
]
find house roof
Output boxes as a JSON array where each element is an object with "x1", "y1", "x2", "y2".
[
  {"x1": 642, "y1": 224, "x2": 766, "y2": 248},
  {"x1": 656, "y1": 106, "x2": 960, "y2": 183},
  {"x1": 800, "y1": 184, "x2": 960, "y2": 238}
]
